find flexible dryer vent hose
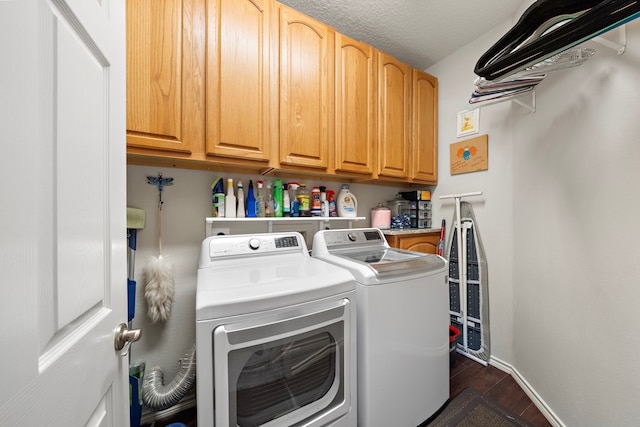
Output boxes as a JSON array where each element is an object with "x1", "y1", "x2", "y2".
[{"x1": 142, "y1": 342, "x2": 196, "y2": 411}]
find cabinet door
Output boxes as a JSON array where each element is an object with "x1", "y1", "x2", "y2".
[
  {"x1": 279, "y1": 5, "x2": 333, "y2": 169},
  {"x1": 387, "y1": 233, "x2": 439, "y2": 254},
  {"x1": 411, "y1": 70, "x2": 438, "y2": 183},
  {"x1": 126, "y1": 0, "x2": 205, "y2": 154},
  {"x1": 377, "y1": 52, "x2": 410, "y2": 179},
  {"x1": 334, "y1": 34, "x2": 376, "y2": 175},
  {"x1": 206, "y1": 0, "x2": 272, "y2": 162}
]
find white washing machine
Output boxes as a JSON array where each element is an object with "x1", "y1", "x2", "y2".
[
  {"x1": 312, "y1": 228, "x2": 449, "y2": 427},
  {"x1": 196, "y1": 232, "x2": 357, "y2": 427}
]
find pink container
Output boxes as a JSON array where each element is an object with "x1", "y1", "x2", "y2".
[{"x1": 370, "y1": 203, "x2": 391, "y2": 229}]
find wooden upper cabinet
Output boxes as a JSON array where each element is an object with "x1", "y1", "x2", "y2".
[
  {"x1": 125, "y1": 0, "x2": 438, "y2": 182},
  {"x1": 411, "y1": 70, "x2": 438, "y2": 183},
  {"x1": 334, "y1": 34, "x2": 376, "y2": 176},
  {"x1": 278, "y1": 4, "x2": 334, "y2": 170},
  {"x1": 377, "y1": 51, "x2": 411, "y2": 179},
  {"x1": 206, "y1": 0, "x2": 272, "y2": 163},
  {"x1": 126, "y1": 0, "x2": 205, "y2": 154}
]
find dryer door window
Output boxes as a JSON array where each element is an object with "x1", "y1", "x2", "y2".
[
  {"x1": 212, "y1": 299, "x2": 352, "y2": 427},
  {"x1": 233, "y1": 331, "x2": 338, "y2": 426}
]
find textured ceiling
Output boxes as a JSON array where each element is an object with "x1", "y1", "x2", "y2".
[{"x1": 277, "y1": 0, "x2": 524, "y2": 70}]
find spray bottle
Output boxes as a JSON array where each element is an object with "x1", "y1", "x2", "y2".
[
  {"x1": 283, "y1": 183, "x2": 290, "y2": 217},
  {"x1": 211, "y1": 177, "x2": 225, "y2": 217},
  {"x1": 246, "y1": 180, "x2": 256, "y2": 217},
  {"x1": 274, "y1": 179, "x2": 283, "y2": 217},
  {"x1": 288, "y1": 182, "x2": 300, "y2": 217},
  {"x1": 326, "y1": 190, "x2": 337, "y2": 217},
  {"x1": 256, "y1": 180, "x2": 265, "y2": 217},
  {"x1": 320, "y1": 186, "x2": 329, "y2": 217},
  {"x1": 265, "y1": 182, "x2": 275, "y2": 217},
  {"x1": 236, "y1": 181, "x2": 245, "y2": 218},
  {"x1": 225, "y1": 178, "x2": 236, "y2": 218}
]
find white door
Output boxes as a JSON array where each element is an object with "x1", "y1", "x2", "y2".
[{"x1": 0, "y1": 0, "x2": 129, "y2": 425}]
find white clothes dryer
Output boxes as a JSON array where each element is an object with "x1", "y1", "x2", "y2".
[
  {"x1": 312, "y1": 228, "x2": 449, "y2": 427},
  {"x1": 196, "y1": 232, "x2": 357, "y2": 427}
]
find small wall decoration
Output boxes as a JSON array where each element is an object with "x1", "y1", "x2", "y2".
[
  {"x1": 456, "y1": 109, "x2": 480, "y2": 137},
  {"x1": 450, "y1": 134, "x2": 488, "y2": 175}
]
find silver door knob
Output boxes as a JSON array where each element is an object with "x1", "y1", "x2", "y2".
[{"x1": 114, "y1": 323, "x2": 141, "y2": 356}]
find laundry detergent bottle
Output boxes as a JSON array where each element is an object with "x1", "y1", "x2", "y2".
[{"x1": 337, "y1": 184, "x2": 358, "y2": 217}]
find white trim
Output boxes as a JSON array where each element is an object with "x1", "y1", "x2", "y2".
[{"x1": 489, "y1": 356, "x2": 565, "y2": 427}]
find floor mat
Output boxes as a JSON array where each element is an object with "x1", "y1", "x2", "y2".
[{"x1": 428, "y1": 387, "x2": 534, "y2": 426}]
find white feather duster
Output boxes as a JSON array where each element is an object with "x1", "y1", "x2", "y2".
[
  {"x1": 143, "y1": 255, "x2": 175, "y2": 323},
  {"x1": 145, "y1": 173, "x2": 176, "y2": 323}
]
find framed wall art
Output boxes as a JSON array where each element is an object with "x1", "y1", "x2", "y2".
[
  {"x1": 450, "y1": 134, "x2": 488, "y2": 175},
  {"x1": 456, "y1": 109, "x2": 480, "y2": 137}
]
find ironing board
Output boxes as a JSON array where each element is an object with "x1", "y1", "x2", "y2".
[{"x1": 441, "y1": 195, "x2": 490, "y2": 365}]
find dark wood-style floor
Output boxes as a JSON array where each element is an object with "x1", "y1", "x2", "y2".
[
  {"x1": 423, "y1": 352, "x2": 552, "y2": 426},
  {"x1": 144, "y1": 352, "x2": 552, "y2": 427}
]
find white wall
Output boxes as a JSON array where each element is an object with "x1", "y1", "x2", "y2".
[
  {"x1": 429, "y1": 17, "x2": 640, "y2": 427},
  {"x1": 127, "y1": 166, "x2": 412, "y2": 384},
  {"x1": 428, "y1": 20, "x2": 517, "y2": 365}
]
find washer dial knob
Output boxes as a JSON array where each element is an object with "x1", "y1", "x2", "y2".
[{"x1": 248, "y1": 238, "x2": 261, "y2": 250}]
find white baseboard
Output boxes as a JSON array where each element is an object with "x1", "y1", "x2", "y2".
[{"x1": 489, "y1": 356, "x2": 564, "y2": 427}]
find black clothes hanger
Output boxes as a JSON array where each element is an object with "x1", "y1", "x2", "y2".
[
  {"x1": 475, "y1": 0, "x2": 640, "y2": 81},
  {"x1": 477, "y1": 0, "x2": 600, "y2": 70}
]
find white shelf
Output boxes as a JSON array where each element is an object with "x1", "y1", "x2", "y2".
[
  {"x1": 205, "y1": 216, "x2": 367, "y2": 235},
  {"x1": 206, "y1": 216, "x2": 365, "y2": 223}
]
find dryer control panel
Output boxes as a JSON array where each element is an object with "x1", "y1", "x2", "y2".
[{"x1": 199, "y1": 232, "x2": 307, "y2": 268}]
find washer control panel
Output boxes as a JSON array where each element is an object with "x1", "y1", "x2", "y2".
[{"x1": 318, "y1": 228, "x2": 386, "y2": 249}]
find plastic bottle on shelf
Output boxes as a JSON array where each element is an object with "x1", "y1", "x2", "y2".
[
  {"x1": 216, "y1": 193, "x2": 225, "y2": 217},
  {"x1": 327, "y1": 190, "x2": 337, "y2": 217},
  {"x1": 288, "y1": 182, "x2": 300, "y2": 217},
  {"x1": 236, "y1": 181, "x2": 245, "y2": 218},
  {"x1": 246, "y1": 180, "x2": 256, "y2": 218},
  {"x1": 225, "y1": 178, "x2": 237, "y2": 218},
  {"x1": 320, "y1": 186, "x2": 329, "y2": 217},
  {"x1": 273, "y1": 179, "x2": 283, "y2": 217},
  {"x1": 256, "y1": 180, "x2": 265, "y2": 218},
  {"x1": 264, "y1": 182, "x2": 275, "y2": 217},
  {"x1": 337, "y1": 184, "x2": 357, "y2": 217},
  {"x1": 297, "y1": 183, "x2": 311, "y2": 217},
  {"x1": 283, "y1": 183, "x2": 290, "y2": 217},
  {"x1": 211, "y1": 177, "x2": 225, "y2": 217},
  {"x1": 311, "y1": 186, "x2": 321, "y2": 216}
]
